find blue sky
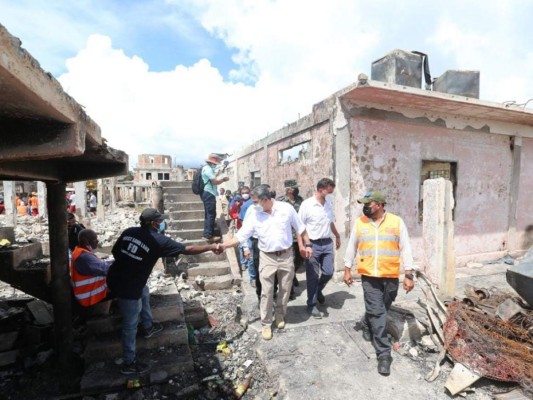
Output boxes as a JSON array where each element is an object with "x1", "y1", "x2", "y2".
[{"x1": 1, "y1": 0, "x2": 532, "y2": 167}]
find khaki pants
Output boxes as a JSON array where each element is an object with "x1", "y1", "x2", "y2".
[{"x1": 259, "y1": 249, "x2": 294, "y2": 326}]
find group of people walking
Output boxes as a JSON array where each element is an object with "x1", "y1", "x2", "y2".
[{"x1": 68, "y1": 152, "x2": 416, "y2": 377}]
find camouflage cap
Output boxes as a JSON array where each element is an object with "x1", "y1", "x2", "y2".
[
  {"x1": 284, "y1": 179, "x2": 299, "y2": 189},
  {"x1": 357, "y1": 191, "x2": 386, "y2": 204}
]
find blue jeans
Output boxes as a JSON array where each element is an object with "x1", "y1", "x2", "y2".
[
  {"x1": 305, "y1": 238, "x2": 334, "y2": 308},
  {"x1": 238, "y1": 238, "x2": 256, "y2": 281},
  {"x1": 117, "y1": 286, "x2": 153, "y2": 364},
  {"x1": 201, "y1": 191, "x2": 217, "y2": 238}
]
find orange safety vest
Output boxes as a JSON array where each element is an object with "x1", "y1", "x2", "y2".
[
  {"x1": 70, "y1": 247, "x2": 107, "y2": 307},
  {"x1": 355, "y1": 213, "x2": 402, "y2": 278}
]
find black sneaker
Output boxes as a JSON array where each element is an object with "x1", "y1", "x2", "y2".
[
  {"x1": 143, "y1": 323, "x2": 163, "y2": 339},
  {"x1": 317, "y1": 291, "x2": 325, "y2": 304},
  {"x1": 120, "y1": 361, "x2": 150, "y2": 375}
]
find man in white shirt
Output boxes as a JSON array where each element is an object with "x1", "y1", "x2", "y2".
[
  {"x1": 298, "y1": 178, "x2": 341, "y2": 319},
  {"x1": 221, "y1": 184, "x2": 312, "y2": 340}
]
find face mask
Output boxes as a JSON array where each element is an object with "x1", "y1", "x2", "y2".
[
  {"x1": 242, "y1": 193, "x2": 250, "y2": 200},
  {"x1": 87, "y1": 245, "x2": 94, "y2": 252},
  {"x1": 325, "y1": 193, "x2": 333, "y2": 202},
  {"x1": 158, "y1": 221, "x2": 166, "y2": 233},
  {"x1": 362, "y1": 205, "x2": 373, "y2": 217},
  {"x1": 254, "y1": 205, "x2": 264, "y2": 212}
]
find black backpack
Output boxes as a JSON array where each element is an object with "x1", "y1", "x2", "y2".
[{"x1": 191, "y1": 166, "x2": 206, "y2": 195}]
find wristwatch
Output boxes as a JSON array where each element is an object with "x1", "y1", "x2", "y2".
[
  {"x1": 404, "y1": 273, "x2": 414, "y2": 280},
  {"x1": 304, "y1": 243, "x2": 312, "y2": 248}
]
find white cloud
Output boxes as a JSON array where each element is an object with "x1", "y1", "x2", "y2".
[{"x1": 5, "y1": 0, "x2": 533, "y2": 169}]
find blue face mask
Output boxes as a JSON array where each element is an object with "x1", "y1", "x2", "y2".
[{"x1": 158, "y1": 221, "x2": 166, "y2": 233}]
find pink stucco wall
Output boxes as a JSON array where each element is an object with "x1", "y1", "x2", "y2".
[
  {"x1": 237, "y1": 123, "x2": 333, "y2": 199},
  {"x1": 350, "y1": 117, "x2": 514, "y2": 261},
  {"x1": 517, "y1": 137, "x2": 533, "y2": 245}
]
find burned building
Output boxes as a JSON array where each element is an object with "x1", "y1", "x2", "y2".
[{"x1": 234, "y1": 49, "x2": 533, "y2": 269}]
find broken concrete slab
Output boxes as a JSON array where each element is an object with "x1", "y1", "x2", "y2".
[
  {"x1": 444, "y1": 362, "x2": 482, "y2": 396},
  {"x1": 0, "y1": 331, "x2": 18, "y2": 351},
  {"x1": 26, "y1": 299, "x2": 53, "y2": 325},
  {"x1": 0, "y1": 242, "x2": 43, "y2": 269},
  {"x1": 0, "y1": 349, "x2": 18, "y2": 367},
  {"x1": 187, "y1": 261, "x2": 231, "y2": 277},
  {"x1": 192, "y1": 275, "x2": 234, "y2": 291}
]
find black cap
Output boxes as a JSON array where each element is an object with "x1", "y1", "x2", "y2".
[{"x1": 140, "y1": 208, "x2": 169, "y2": 222}]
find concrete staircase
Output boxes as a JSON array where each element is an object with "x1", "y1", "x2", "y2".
[
  {"x1": 79, "y1": 278, "x2": 196, "y2": 393},
  {"x1": 161, "y1": 180, "x2": 239, "y2": 290},
  {"x1": 79, "y1": 180, "x2": 239, "y2": 393}
]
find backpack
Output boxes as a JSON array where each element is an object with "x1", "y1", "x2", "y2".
[{"x1": 191, "y1": 166, "x2": 206, "y2": 195}]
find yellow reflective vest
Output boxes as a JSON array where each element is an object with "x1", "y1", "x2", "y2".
[{"x1": 355, "y1": 213, "x2": 401, "y2": 278}]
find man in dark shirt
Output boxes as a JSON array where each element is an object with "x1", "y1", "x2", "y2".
[
  {"x1": 67, "y1": 212, "x2": 85, "y2": 251},
  {"x1": 107, "y1": 208, "x2": 222, "y2": 375}
]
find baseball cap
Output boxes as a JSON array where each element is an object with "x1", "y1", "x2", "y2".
[
  {"x1": 140, "y1": 208, "x2": 169, "y2": 222},
  {"x1": 357, "y1": 191, "x2": 386, "y2": 204},
  {"x1": 284, "y1": 179, "x2": 299, "y2": 189}
]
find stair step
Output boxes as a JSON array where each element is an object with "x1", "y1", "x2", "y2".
[
  {"x1": 187, "y1": 261, "x2": 231, "y2": 277},
  {"x1": 167, "y1": 219, "x2": 203, "y2": 230},
  {"x1": 192, "y1": 274, "x2": 235, "y2": 290},
  {"x1": 83, "y1": 321, "x2": 189, "y2": 363},
  {"x1": 167, "y1": 202, "x2": 203, "y2": 212},
  {"x1": 161, "y1": 187, "x2": 194, "y2": 196},
  {"x1": 80, "y1": 345, "x2": 193, "y2": 394},
  {"x1": 182, "y1": 251, "x2": 227, "y2": 263},
  {"x1": 86, "y1": 294, "x2": 184, "y2": 335},
  {"x1": 166, "y1": 228, "x2": 204, "y2": 241},
  {"x1": 164, "y1": 193, "x2": 200, "y2": 203},
  {"x1": 170, "y1": 210, "x2": 204, "y2": 220}
]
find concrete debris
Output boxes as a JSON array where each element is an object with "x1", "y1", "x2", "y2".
[
  {"x1": 444, "y1": 362, "x2": 482, "y2": 396},
  {"x1": 496, "y1": 298, "x2": 524, "y2": 321},
  {"x1": 26, "y1": 300, "x2": 53, "y2": 325}
]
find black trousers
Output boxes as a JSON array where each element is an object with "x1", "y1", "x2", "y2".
[{"x1": 361, "y1": 275, "x2": 399, "y2": 357}]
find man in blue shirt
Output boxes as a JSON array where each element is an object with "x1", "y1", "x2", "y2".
[
  {"x1": 201, "y1": 153, "x2": 229, "y2": 242},
  {"x1": 107, "y1": 208, "x2": 223, "y2": 375}
]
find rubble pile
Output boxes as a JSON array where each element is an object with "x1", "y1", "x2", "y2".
[
  {"x1": 414, "y1": 270, "x2": 533, "y2": 398},
  {"x1": 177, "y1": 285, "x2": 276, "y2": 399},
  {"x1": 0, "y1": 208, "x2": 141, "y2": 250}
]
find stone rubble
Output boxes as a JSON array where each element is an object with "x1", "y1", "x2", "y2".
[{"x1": 0, "y1": 207, "x2": 283, "y2": 398}]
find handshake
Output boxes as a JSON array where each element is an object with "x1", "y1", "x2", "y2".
[{"x1": 211, "y1": 242, "x2": 227, "y2": 255}]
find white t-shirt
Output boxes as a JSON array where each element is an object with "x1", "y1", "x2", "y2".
[{"x1": 298, "y1": 196, "x2": 335, "y2": 240}]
